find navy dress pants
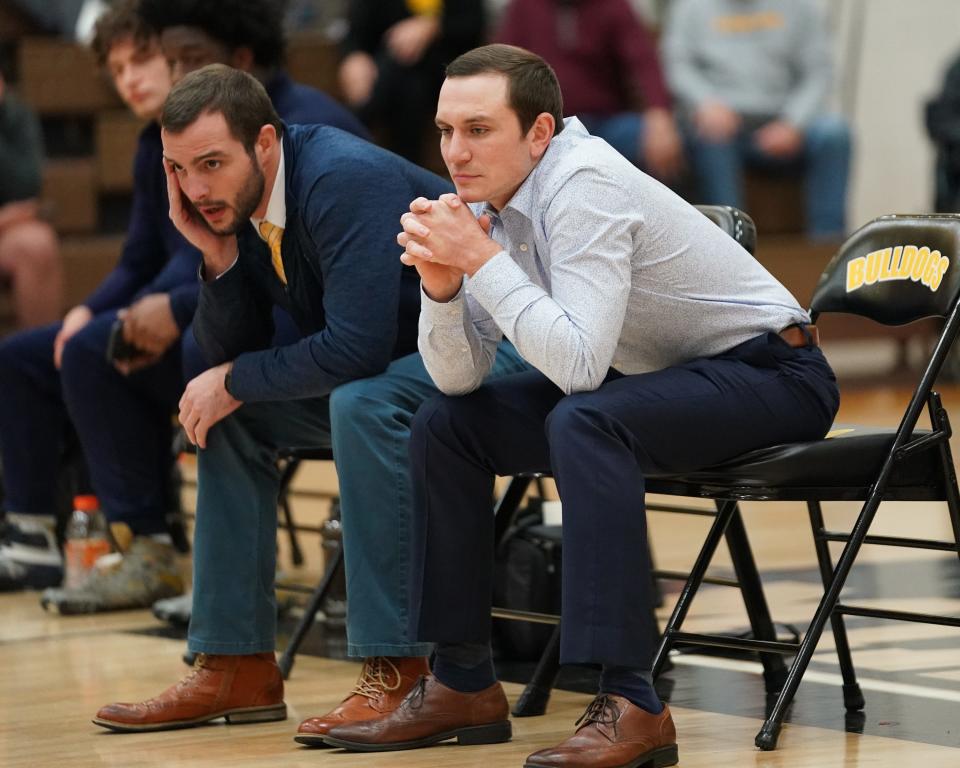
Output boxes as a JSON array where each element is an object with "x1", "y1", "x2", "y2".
[
  {"x1": 0, "y1": 313, "x2": 182, "y2": 534},
  {"x1": 409, "y1": 333, "x2": 839, "y2": 669}
]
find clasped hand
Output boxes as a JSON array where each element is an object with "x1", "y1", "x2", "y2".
[{"x1": 397, "y1": 193, "x2": 501, "y2": 302}]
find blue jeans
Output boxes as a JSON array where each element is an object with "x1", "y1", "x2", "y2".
[
  {"x1": 687, "y1": 114, "x2": 852, "y2": 239},
  {"x1": 188, "y1": 344, "x2": 528, "y2": 657}
]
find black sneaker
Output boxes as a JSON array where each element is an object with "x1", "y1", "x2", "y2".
[{"x1": 0, "y1": 514, "x2": 63, "y2": 591}]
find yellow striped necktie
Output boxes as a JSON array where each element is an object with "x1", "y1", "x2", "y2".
[{"x1": 258, "y1": 220, "x2": 287, "y2": 285}]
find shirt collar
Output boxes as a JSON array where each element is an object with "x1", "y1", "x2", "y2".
[
  {"x1": 251, "y1": 142, "x2": 286, "y2": 234},
  {"x1": 486, "y1": 117, "x2": 588, "y2": 222}
]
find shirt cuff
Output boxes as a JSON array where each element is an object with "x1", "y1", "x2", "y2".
[
  {"x1": 420, "y1": 280, "x2": 466, "y2": 326},
  {"x1": 464, "y1": 250, "x2": 529, "y2": 311},
  {"x1": 198, "y1": 252, "x2": 240, "y2": 282}
]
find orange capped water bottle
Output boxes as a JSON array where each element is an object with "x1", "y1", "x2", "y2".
[{"x1": 64, "y1": 495, "x2": 111, "y2": 589}]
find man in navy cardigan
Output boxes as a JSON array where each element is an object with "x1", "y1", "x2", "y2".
[
  {"x1": 91, "y1": 64, "x2": 523, "y2": 735},
  {"x1": 94, "y1": 65, "x2": 450, "y2": 731}
]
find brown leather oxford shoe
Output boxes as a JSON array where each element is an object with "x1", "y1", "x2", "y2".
[
  {"x1": 294, "y1": 656, "x2": 429, "y2": 746},
  {"x1": 321, "y1": 673, "x2": 512, "y2": 752},
  {"x1": 524, "y1": 695, "x2": 677, "y2": 768},
  {"x1": 93, "y1": 652, "x2": 286, "y2": 732}
]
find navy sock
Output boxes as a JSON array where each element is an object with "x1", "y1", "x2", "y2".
[
  {"x1": 599, "y1": 666, "x2": 663, "y2": 714},
  {"x1": 432, "y1": 642, "x2": 496, "y2": 693}
]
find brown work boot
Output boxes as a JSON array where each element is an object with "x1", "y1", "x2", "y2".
[
  {"x1": 294, "y1": 656, "x2": 429, "y2": 746},
  {"x1": 321, "y1": 673, "x2": 511, "y2": 752},
  {"x1": 92, "y1": 652, "x2": 286, "y2": 732},
  {"x1": 524, "y1": 695, "x2": 677, "y2": 768}
]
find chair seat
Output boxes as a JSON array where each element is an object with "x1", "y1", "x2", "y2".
[{"x1": 647, "y1": 426, "x2": 944, "y2": 501}]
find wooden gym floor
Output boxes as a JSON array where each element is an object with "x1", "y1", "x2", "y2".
[{"x1": 3, "y1": 346, "x2": 960, "y2": 766}]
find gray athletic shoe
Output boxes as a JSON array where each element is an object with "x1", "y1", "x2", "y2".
[
  {"x1": 0, "y1": 513, "x2": 63, "y2": 591},
  {"x1": 39, "y1": 536, "x2": 184, "y2": 614},
  {"x1": 152, "y1": 591, "x2": 193, "y2": 627}
]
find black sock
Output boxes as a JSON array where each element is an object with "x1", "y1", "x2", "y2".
[
  {"x1": 432, "y1": 642, "x2": 496, "y2": 693},
  {"x1": 599, "y1": 666, "x2": 663, "y2": 714}
]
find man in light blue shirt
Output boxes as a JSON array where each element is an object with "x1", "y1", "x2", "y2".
[{"x1": 321, "y1": 44, "x2": 840, "y2": 766}]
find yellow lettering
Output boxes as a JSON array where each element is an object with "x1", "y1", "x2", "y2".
[
  {"x1": 714, "y1": 12, "x2": 785, "y2": 33},
  {"x1": 879, "y1": 246, "x2": 899, "y2": 280},
  {"x1": 929, "y1": 255, "x2": 950, "y2": 292},
  {"x1": 846, "y1": 256, "x2": 866, "y2": 292},
  {"x1": 864, "y1": 249, "x2": 884, "y2": 285},
  {"x1": 897, "y1": 245, "x2": 918, "y2": 277},
  {"x1": 911, "y1": 247, "x2": 932, "y2": 281},
  {"x1": 848, "y1": 245, "x2": 947, "y2": 293},
  {"x1": 922, "y1": 250, "x2": 942, "y2": 287}
]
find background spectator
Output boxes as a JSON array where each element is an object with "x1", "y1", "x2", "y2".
[
  {"x1": 339, "y1": 0, "x2": 484, "y2": 167},
  {"x1": 496, "y1": 0, "x2": 682, "y2": 180},
  {"x1": 663, "y1": 0, "x2": 851, "y2": 240},
  {"x1": 0, "y1": 67, "x2": 62, "y2": 329}
]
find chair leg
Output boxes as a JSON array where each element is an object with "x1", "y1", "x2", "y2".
[
  {"x1": 723, "y1": 503, "x2": 787, "y2": 694},
  {"x1": 755, "y1": 491, "x2": 886, "y2": 751},
  {"x1": 648, "y1": 538, "x2": 665, "y2": 609},
  {"x1": 932, "y1": 408, "x2": 960, "y2": 560},
  {"x1": 277, "y1": 458, "x2": 304, "y2": 567},
  {"x1": 512, "y1": 622, "x2": 562, "y2": 717},
  {"x1": 807, "y1": 501, "x2": 864, "y2": 711},
  {"x1": 652, "y1": 499, "x2": 738, "y2": 678},
  {"x1": 278, "y1": 546, "x2": 344, "y2": 679}
]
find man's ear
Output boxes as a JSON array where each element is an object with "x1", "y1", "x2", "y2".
[
  {"x1": 230, "y1": 46, "x2": 255, "y2": 72},
  {"x1": 528, "y1": 112, "x2": 555, "y2": 161},
  {"x1": 255, "y1": 124, "x2": 277, "y2": 162}
]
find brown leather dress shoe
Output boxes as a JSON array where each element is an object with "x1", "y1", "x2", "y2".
[
  {"x1": 321, "y1": 673, "x2": 512, "y2": 752},
  {"x1": 524, "y1": 695, "x2": 677, "y2": 768},
  {"x1": 92, "y1": 652, "x2": 286, "y2": 732},
  {"x1": 294, "y1": 656, "x2": 429, "y2": 747}
]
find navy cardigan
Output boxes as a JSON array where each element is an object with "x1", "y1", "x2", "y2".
[{"x1": 194, "y1": 123, "x2": 452, "y2": 402}]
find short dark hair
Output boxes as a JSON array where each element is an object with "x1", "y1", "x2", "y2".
[
  {"x1": 91, "y1": 0, "x2": 157, "y2": 66},
  {"x1": 138, "y1": 0, "x2": 286, "y2": 69},
  {"x1": 445, "y1": 44, "x2": 564, "y2": 136},
  {"x1": 161, "y1": 64, "x2": 282, "y2": 153}
]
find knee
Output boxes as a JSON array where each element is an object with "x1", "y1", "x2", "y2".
[
  {"x1": 409, "y1": 394, "x2": 463, "y2": 455},
  {"x1": 806, "y1": 115, "x2": 852, "y2": 155},
  {"x1": 545, "y1": 397, "x2": 607, "y2": 451},
  {"x1": 329, "y1": 377, "x2": 381, "y2": 431},
  {"x1": 0, "y1": 221, "x2": 59, "y2": 274},
  {"x1": 60, "y1": 320, "x2": 109, "y2": 386}
]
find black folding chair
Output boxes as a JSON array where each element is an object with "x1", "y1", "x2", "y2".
[
  {"x1": 273, "y1": 446, "x2": 339, "y2": 678},
  {"x1": 643, "y1": 213, "x2": 960, "y2": 749},
  {"x1": 492, "y1": 205, "x2": 793, "y2": 717}
]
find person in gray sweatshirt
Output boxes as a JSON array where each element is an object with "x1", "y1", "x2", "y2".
[{"x1": 663, "y1": 0, "x2": 851, "y2": 239}]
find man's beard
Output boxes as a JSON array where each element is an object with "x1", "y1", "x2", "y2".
[{"x1": 187, "y1": 157, "x2": 266, "y2": 236}]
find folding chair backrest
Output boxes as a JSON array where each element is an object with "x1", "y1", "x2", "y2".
[
  {"x1": 694, "y1": 204, "x2": 757, "y2": 256},
  {"x1": 810, "y1": 214, "x2": 960, "y2": 324}
]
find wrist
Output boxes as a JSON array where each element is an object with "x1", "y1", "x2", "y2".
[
  {"x1": 203, "y1": 238, "x2": 239, "y2": 279},
  {"x1": 464, "y1": 239, "x2": 503, "y2": 278},
  {"x1": 223, "y1": 362, "x2": 237, "y2": 399},
  {"x1": 422, "y1": 278, "x2": 462, "y2": 303}
]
